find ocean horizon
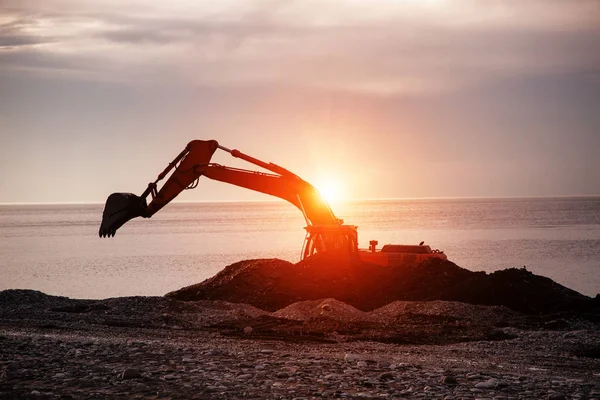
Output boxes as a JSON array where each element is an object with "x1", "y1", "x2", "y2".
[{"x1": 1, "y1": 196, "x2": 599, "y2": 299}]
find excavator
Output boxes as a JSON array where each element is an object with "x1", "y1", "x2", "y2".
[{"x1": 99, "y1": 140, "x2": 446, "y2": 266}]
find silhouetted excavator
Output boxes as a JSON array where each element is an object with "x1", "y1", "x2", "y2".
[{"x1": 99, "y1": 140, "x2": 446, "y2": 266}]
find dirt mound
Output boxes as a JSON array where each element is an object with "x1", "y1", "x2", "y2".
[
  {"x1": 369, "y1": 300, "x2": 517, "y2": 325},
  {"x1": 274, "y1": 298, "x2": 371, "y2": 322},
  {"x1": 166, "y1": 254, "x2": 595, "y2": 314}
]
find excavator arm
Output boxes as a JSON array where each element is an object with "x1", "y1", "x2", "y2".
[{"x1": 99, "y1": 140, "x2": 340, "y2": 238}]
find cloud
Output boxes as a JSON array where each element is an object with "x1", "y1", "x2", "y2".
[
  {"x1": 0, "y1": 34, "x2": 51, "y2": 47},
  {"x1": 0, "y1": 14, "x2": 55, "y2": 48},
  {"x1": 0, "y1": 1, "x2": 599, "y2": 95}
]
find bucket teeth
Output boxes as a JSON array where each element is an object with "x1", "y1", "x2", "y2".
[{"x1": 99, "y1": 193, "x2": 147, "y2": 237}]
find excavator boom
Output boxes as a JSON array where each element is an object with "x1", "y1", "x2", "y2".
[{"x1": 99, "y1": 140, "x2": 340, "y2": 238}]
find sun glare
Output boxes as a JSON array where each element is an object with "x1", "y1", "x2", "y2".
[{"x1": 315, "y1": 177, "x2": 344, "y2": 204}]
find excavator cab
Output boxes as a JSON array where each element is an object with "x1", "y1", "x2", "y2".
[{"x1": 302, "y1": 225, "x2": 359, "y2": 259}]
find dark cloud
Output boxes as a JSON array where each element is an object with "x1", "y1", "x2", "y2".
[
  {"x1": 0, "y1": 17, "x2": 55, "y2": 48},
  {"x1": 0, "y1": 48, "x2": 96, "y2": 74},
  {"x1": 0, "y1": 34, "x2": 51, "y2": 47},
  {"x1": 99, "y1": 28, "x2": 175, "y2": 45}
]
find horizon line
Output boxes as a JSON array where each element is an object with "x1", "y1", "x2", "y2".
[{"x1": 1, "y1": 194, "x2": 599, "y2": 206}]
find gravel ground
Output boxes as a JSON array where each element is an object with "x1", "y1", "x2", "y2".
[{"x1": 1, "y1": 290, "x2": 599, "y2": 399}]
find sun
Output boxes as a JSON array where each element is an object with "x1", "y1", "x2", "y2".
[{"x1": 314, "y1": 177, "x2": 344, "y2": 204}]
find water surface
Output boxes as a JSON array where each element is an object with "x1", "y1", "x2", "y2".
[{"x1": 1, "y1": 197, "x2": 599, "y2": 298}]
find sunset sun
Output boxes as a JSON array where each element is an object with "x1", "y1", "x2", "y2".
[{"x1": 315, "y1": 177, "x2": 345, "y2": 204}]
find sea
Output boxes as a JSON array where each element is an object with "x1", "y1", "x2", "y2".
[{"x1": 1, "y1": 197, "x2": 599, "y2": 299}]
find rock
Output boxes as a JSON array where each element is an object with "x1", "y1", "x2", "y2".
[
  {"x1": 30, "y1": 390, "x2": 41, "y2": 396},
  {"x1": 379, "y1": 372, "x2": 394, "y2": 381},
  {"x1": 205, "y1": 348, "x2": 228, "y2": 356},
  {"x1": 344, "y1": 353, "x2": 361, "y2": 362},
  {"x1": 281, "y1": 366, "x2": 298, "y2": 374},
  {"x1": 356, "y1": 361, "x2": 367, "y2": 368},
  {"x1": 467, "y1": 373, "x2": 484, "y2": 380},
  {"x1": 121, "y1": 368, "x2": 141, "y2": 380},
  {"x1": 475, "y1": 378, "x2": 499, "y2": 389},
  {"x1": 243, "y1": 326, "x2": 253, "y2": 334},
  {"x1": 442, "y1": 375, "x2": 457, "y2": 385}
]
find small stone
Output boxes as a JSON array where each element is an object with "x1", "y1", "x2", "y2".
[
  {"x1": 162, "y1": 374, "x2": 177, "y2": 380},
  {"x1": 121, "y1": 368, "x2": 141, "y2": 380},
  {"x1": 205, "y1": 348, "x2": 227, "y2": 356},
  {"x1": 475, "y1": 379, "x2": 499, "y2": 389},
  {"x1": 344, "y1": 353, "x2": 361, "y2": 362},
  {"x1": 255, "y1": 364, "x2": 266, "y2": 370},
  {"x1": 379, "y1": 372, "x2": 394, "y2": 381},
  {"x1": 243, "y1": 326, "x2": 253, "y2": 334},
  {"x1": 356, "y1": 361, "x2": 367, "y2": 368},
  {"x1": 442, "y1": 375, "x2": 458, "y2": 385},
  {"x1": 260, "y1": 349, "x2": 275, "y2": 354},
  {"x1": 31, "y1": 391, "x2": 41, "y2": 396}
]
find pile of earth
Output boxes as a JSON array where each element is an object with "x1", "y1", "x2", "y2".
[{"x1": 166, "y1": 253, "x2": 599, "y2": 314}]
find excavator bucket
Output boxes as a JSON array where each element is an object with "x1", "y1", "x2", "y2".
[{"x1": 99, "y1": 192, "x2": 147, "y2": 237}]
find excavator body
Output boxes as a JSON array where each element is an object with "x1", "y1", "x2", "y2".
[
  {"x1": 99, "y1": 139, "x2": 446, "y2": 266},
  {"x1": 358, "y1": 243, "x2": 447, "y2": 267}
]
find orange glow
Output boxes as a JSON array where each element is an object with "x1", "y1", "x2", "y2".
[{"x1": 314, "y1": 176, "x2": 345, "y2": 204}]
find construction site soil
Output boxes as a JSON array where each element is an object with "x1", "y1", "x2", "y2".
[
  {"x1": 2, "y1": 257, "x2": 600, "y2": 398},
  {"x1": 167, "y1": 254, "x2": 599, "y2": 315}
]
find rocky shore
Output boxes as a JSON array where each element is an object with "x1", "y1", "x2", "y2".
[
  {"x1": 2, "y1": 257, "x2": 599, "y2": 399},
  {"x1": 1, "y1": 289, "x2": 599, "y2": 399}
]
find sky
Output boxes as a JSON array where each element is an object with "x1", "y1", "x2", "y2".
[{"x1": 1, "y1": 0, "x2": 599, "y2": 204}]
